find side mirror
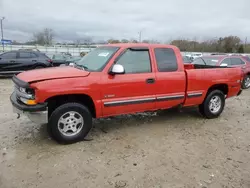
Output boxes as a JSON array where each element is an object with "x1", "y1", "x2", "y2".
[
  {"x1": 220, "y1": 63, "x2": 228, "y2": 67},
  {"x1": 109, "y1": 64, "x2": 125, "y2": 75}
]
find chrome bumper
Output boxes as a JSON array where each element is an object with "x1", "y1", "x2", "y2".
[{"x1": 13, "y1": 105, "x2": 48, "y2": 125}]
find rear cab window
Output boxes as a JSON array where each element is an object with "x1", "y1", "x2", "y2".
[{"x1": 154, "y1": 48, "x2": 178, "y2": 72}]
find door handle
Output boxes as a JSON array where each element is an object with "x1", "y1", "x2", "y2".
[
  {"x1": 10, "y1": 60, "x2": 15, "y2": 63},
  {"x1": 32, "y1": 60, "x2": 37, "y2": 62},
  {"x1": 146, "y1": 78, "x2": 155, "y2": 84}
]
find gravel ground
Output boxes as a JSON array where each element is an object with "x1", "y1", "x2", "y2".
[{"x1": 0, "y1": 78, "x2": 250, "y2": 188}]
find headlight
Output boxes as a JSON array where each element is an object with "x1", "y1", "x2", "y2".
[
  {"x1": 16, "y1": 85, "x2": 36, "y2": 105},
  {"x1": 19, "y1": 87, "x2": 26, "y2": 93},
  {"x1": 19, "y1": 87, "x2": 34, "y2": 95}
]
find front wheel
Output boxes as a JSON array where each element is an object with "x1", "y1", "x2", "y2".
[
  {"x1": 242, "y1": 75, "x2": 250, "y2": 89},
  {"x1": 48, "y1": 103, "x2": 93, "y2": 144},
  {"x1": 199, "y1": 90, "x2": 225, "y2": 119}
]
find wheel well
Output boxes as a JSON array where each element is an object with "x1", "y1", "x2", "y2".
[
  {"x1": 46, "y1": 94, "x2": 96, "y2": 118},
  {"x1": 207, "y1": 84, "x2": 228, "y2": 95}
]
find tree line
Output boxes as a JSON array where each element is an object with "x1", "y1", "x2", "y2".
[
  {"x1": 12, "y1": 28, "x2": 250, "y2": 53},
  {"x1": 108, "y1": 36, "x2": 249, "y2": 53}
]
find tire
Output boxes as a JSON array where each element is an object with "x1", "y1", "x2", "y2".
[
  {"x1": 242, "y1": 75, "x2": 250, "y2": 89},
  {"x1": 199, "y1": 90, "x2": 225, "y2": 119},
  {"x1": 48, "y1": 103, "x2": 93, "y2": 144}
]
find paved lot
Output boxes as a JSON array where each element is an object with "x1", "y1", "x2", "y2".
[{"x1": 0, "y1": 78, "x2": 250, "y2": 188}]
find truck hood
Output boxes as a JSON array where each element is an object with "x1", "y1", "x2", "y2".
[{"x1": 17, "y1": 67, "x2": 90, "y2": 83}]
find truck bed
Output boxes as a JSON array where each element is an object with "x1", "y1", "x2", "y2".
[
  {"x1": 184, "y1": 64, "x2": 233, "y2": 69},
  {"x1": 183, "y1": 65, "x2": 242, "y2": 107}
]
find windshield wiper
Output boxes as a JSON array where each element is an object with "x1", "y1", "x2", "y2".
[{"x1": 75, "y1": 63, "x2": 89, "y2": 70}]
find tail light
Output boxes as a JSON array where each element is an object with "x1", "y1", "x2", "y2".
[
  {"x1": 47, "y1": 59, "x2": 53, "y2": 66},
  {"x1": 47, "y1": 59, "x2": 52, "y2": 63},
  {"x1": 240, "y1": 69, "x2": 244, "y2": 83}
]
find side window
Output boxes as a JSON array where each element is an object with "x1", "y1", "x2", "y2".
[
  {"x1": 19, "y1": 52, "x2": 31, "y2": 58},
  {"x1": 0, "y1": 52, "x2": 16, "y2": 59},
  {"x1": 154, "y1": 48, "x2": 178, "y2": 72},
  {"x1": 116, "y1": 49, "x2": 151, "y2": 73},
  {"x1": 31, "y1": 53, "x2": 38, "y2": 58},
  {"x1": 231, "y1": 58, "x2": 245, "y2": 65},
  {"x1": 221, "y1": 58, "x2": 231, "y2": 66}
]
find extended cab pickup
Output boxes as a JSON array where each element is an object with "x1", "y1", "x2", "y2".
[{"x1": 10, "y1": 43, "x2": 243, "y2": 144}]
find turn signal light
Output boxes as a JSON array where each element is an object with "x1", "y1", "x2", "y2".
[
  {"x1": 20, "y1": 97, "x2": 37, "y2": 105},
  {"x1": 27, "y1": 100, "x2": 37, "y2": 105}
]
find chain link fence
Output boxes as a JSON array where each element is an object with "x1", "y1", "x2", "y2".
[{"x1": 1, "y1": 45, "x2": 97, "y2": 57}]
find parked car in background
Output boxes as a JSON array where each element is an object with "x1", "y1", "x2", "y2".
[
  {"x1": 11, "y1": 43, "x2": 243, "y2": 144},
  {"x1": 191, "y1": 53, "x2": 203, "y2": 60},
  {"x1": 211, "y1": 53, "x2": 227, "y2": 55},
  {"x1": 182, "y1": 55, "x2": 193, "y2": 64},
  {"x1": 0, "y1": 50, "x2": 52, "y2": 76},
  {"x1": 192, "y1": 55, "x2": 250, "y2": 89},
  {"x1": 186, "y1": 53, "x2": 203, "y2": 61},
  {"x1": 51, "y1": 53, "x2": 82, "y2": 66}
]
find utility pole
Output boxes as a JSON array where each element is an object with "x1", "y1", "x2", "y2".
[
  {"x1": 138, "y1": 30, "x2": 142, "y2": 42},
  {"x1": 245, "y1": 37, "x2": 247, "y2": 49},
  {"x1": 0, "y1": 17, "x2": 5, "y2": 52}
]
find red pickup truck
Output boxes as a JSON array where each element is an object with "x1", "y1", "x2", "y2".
[{"x1": 10, "y1": 43, "x2": 243, "y2": 144}]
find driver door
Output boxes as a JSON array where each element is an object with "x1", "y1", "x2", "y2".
[{"x1": 101, "y1": 47, "x2": 156, "y2": 117}]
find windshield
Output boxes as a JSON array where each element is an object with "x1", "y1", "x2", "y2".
[
  {"x1": 182, "y1": 56, "x2": 191, "y2": 63},
  {"x1": 52, "y1": 54, "x2": 66, "y2": 60},
  {"x1": 76, "y1": 46, "x2": 119, "y2": 71},
  {"x1": 192, "y1": 57, "x2": 220, "y2": 66}
]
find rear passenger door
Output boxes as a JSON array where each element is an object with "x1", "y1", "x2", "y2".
[
  {"x1": 16, "y1": 52, "x2": 38, "y2": 71},
  {"x1": 153, "y1": 48, "x2": 186, "y2": 109}
]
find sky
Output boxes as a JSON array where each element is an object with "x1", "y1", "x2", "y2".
[{"x1": 1, "y1": 0, "x2": 250, "y2": 43}]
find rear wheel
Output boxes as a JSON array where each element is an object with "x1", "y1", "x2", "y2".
[
  {"x1": 199, "y1": 90, "x2": 225, "y2": 119},
  {"x1": 48, "y1": 103, "x2": 93, "y2": 144},
  {"x1": 242, "y1": 75, "x2": 250, "y2": 89}
]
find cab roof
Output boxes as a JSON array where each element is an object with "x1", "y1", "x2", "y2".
[{"x1": 103, "y1": 43, "x2": 178, "y2": 49}]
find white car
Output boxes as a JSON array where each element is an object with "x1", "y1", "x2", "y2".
[
  {"x1": 185, "y1": 53, "x2": 202, "y2": 60},
  {"x1": 191, "y1": 53, "x2": 203, "y2": 59}
]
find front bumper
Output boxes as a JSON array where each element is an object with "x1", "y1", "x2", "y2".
[{"x1": 10, "y1": 92, "x2": 48, "y2": 125}]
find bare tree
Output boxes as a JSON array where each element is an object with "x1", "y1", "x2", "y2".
[
  {"x1": 33, "y1": 28, "x2": 54, "y2": 45},
  {"x1": 75, "y1": 39, "x2": 81, "y2": 46}
]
